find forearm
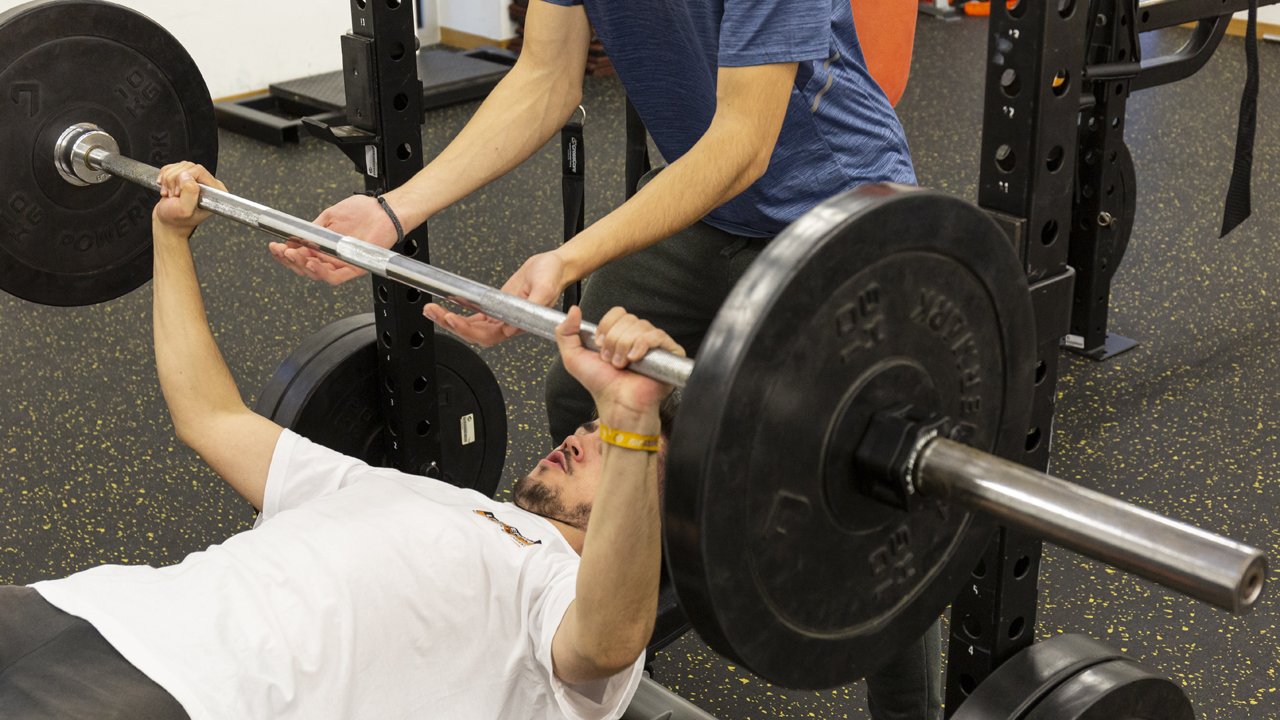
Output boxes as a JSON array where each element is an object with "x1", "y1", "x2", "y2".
[
  {"x1": 555, "y1": 126, "x2": 764, "y2": 282},
  {"x1": 553, "y1": 62, "x2": 796, "y2": 284},
  {"x1": 386, "y1": 62, "x2": 581, "y2": 230},
  {"x1": 152, "y1": 223, "x2": 248, "y2": 440},
  {"x1": 568, "y1": 404, "x2": 663, "y2": 672}
]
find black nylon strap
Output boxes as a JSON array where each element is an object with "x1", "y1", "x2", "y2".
[
  {"x1": 561, "y1": 117, "x2": 585, "y2": 311},
  {"x1": 1221, "y1": 0, "x2": 1259, "y2": 237},
  {"x1": 624, "y1": 96, "x2": 651, "y2": 200}
]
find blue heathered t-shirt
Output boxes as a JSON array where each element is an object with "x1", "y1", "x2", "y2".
[{"x1": 542, "y1": 0, "x2": 916, "y2": 237}]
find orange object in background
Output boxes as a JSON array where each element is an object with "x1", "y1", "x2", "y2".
[
  {"x1": 962, "y1": 0, "x2": 1019, "y2": 17},
  {"x1": 850, "y1": 0, "x2": 917, "y2": 107}
]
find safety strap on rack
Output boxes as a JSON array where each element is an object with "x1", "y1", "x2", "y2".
[
  {"x1": 561, "y1": 107, "x2": 585, "y2": 311},
  {"x1": 1221, "y1": 0, "x2": 1259, "y2": 237}
]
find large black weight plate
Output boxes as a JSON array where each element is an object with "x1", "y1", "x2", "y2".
[
  {"x1": 0, "y1": 0, "x2": 217, "y2": 306},
  {"x1": 254, "y1": 315, "x2": 507, "y2": 496},
  {"x1": 952, "y1": 634, "x2": 1128, "y2": 720},
  {"x1": 1024, "y1": 659, "x2": 1195, "y2": 720},
  {"x1": 665, "y1": 185, "x2": 1036, "y2": 689}
]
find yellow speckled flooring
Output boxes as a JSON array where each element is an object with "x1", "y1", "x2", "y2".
[{"x1": 2, "y1": 20, "x2": 1278, "y2": 719}]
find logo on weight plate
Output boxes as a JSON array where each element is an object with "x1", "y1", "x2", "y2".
[
  {"x1": 869, "y1": 524, "x2": 917, "y2": 606},
  {"x1": 835, "y1": 283, "x2": 885, "y2": 362},
  {"x1": 1, "y1": 194, "x2": 42, "y2": 245},
  {"x1": 910, "y1": 288, "x2": 984, "y2": 397},
  {"x1": 57, "y1": 194, "x2": 152, "y2": 253}
]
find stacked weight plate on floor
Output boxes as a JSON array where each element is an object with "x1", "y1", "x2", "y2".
[
  {"x1": 0, "y1": 0, "x2": 218, "y2": 306},
  {"x1": 665, "y1": 186, "x2": 1038, "y2": 689},
  {"x1": 255, "y1": 315, "x2": 508, "y2": 496},
  {"x1": 952, "y1": 634, "x2": 1195, "y2": 719}
]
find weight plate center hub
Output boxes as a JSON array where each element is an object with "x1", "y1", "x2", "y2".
[
  {"x1": 0, "y1": 0, "x2": 217, "y2": 306},
  {"x1": 665, "y1": 185, "x2": 1037, "y2": 689}
]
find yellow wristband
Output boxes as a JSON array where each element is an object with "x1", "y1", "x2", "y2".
[{"x1": 599, "y1": 423, "x2": 660, "y2": 452}]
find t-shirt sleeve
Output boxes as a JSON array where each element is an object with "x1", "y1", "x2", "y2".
[
  {"x1": 719, "y1": 0, "x2": 831, "y2": 67},
  {"x1": 254, "y1": 430, "x2": 374, "y2": 526},
  {"x1": 538, "y1": 0, "x2": 582, "y2": 6},
  {"x1": 531, "y1": 562, "x2": 644, "y2": 720}
]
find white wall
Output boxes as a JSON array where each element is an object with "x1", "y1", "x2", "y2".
[
  {"x1": 438, "y1": 0, "x2": 513, "y2": 41},
  {"x1": 0, "y1": 0, "x2": 352, "y2": 99},
  {"x1": 1234, "y1": 7, "x2": 1280, "y2": 25}
]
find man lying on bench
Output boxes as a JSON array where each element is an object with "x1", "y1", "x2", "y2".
[{"x1": 0, "y1": 163, "x2": 679, "y2": 720}]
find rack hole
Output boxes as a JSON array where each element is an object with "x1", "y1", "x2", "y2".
[
  {"x1": 962, "y1": 615, "x2": 982, "y2": 640},
  {"x1": 406, "y1": 288, "x2": 421, "y2": 303},
  {"x1": 393, "y1": 93, "x2": 409, "y2": 111},
  {"x1": 397, "y1": 143, "x2": 412, "y2": 160},
  {"x1": 386, "y1": 0, "x2": 401, "y2": 6},
  {"x1": 973, "y1": 559, "x2": 987, "y2": 579},
  {"x1": 385, "y1": 376, "x2": 395, "y2": 393},
  {"x1": 1118, "y1": 48, "x2": 1127, "y2": 61},
  {"x1": 959, "y1": 674, "x2": 977, "y2": 696},
  {"x1": 1141, "y1": 9, "x2": 1150, "y2": 23},
  {"x1": 1035, "y1": 360, "x2": 1047, "y2": 384},
  {"x1": 1110, "y1": 150, "x2": 1118, "y2": 162},
  {"x1": 381, "y1": 331, "x2": 392, "y2": 348},
  {"x1": 355, "y1": 0, "x2": 366, "y2": 7},
  {"x1": 377, "y1": 285, "x2": 388, "y2": 303},
  {"x1": 409, "y1": 331, "x2": 425, "y2": 349},
  {"x1": 1115, "y1": 83, "x2": 1125, "y2": 96},
  {"x1": 1111, "y1": 117, "x2": 1120, "y2": 128},
  {"x1": 389, "y1": 41, "x2": 405, "y2": 60},
  {"x1": 995, "y1": 144, "x2": 1017, "y2": 173},
  {"x1": 403, "y1": 238, "x2": 419, "y2": 256},
  {"x1": 1008, "y1": 617, "x2": 1026, "y2": 640},
  {"x1": 1014, "y1": 555, "x2": 1033, "y2": 579},
  {"x1": 1081, "y1": 184, "x2": 1094, "y2": 199},
  {"x1": 1051, "y1": 69, "x2": 1070, "y2": 97},
  {"x1": 416, "y1": 420, "x2": 430, "y2": 436},
  {"x1": 1041, "y1": 219, "x2": 1058, "y2": 246},
  {"x1": 1045, "y1": 146, "x2": 1065, "y2": 173},
  {"x1": 1025, "y1": 426, "x2": 1042, "y2": 451},
  {"x1": 1057, "y1": 0, "x2": 1075, "y2": 17},
  {"x1": 413, "y1": 376, "x2": 428, "y2": 393},
  {"x1": 1000, "y1": 68, "x2": 1021, "y2": 97}
]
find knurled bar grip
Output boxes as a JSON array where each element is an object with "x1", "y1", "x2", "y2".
[
  {"x1": 88, "y1": 147, "x2": 1267, "y2": 614},
  {"x1": 918, "y1": 438, "x2": 1267, "y2": 614},
  {"x1": 92, "y1": 149, "x2": 696, "y2": 388}
]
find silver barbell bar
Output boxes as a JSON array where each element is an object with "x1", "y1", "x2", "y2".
[{"x1": 55, "y1": 123, "x2": 1267, "y2": 614}]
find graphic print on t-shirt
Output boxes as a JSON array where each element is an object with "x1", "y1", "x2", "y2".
[{"x1": 475, "y1": 510, "x2": 543, "y2": 547}]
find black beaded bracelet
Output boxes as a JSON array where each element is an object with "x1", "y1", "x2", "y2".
[
  {"x1": 356, "y1": 190, "x2": 405, "y2": 244},
  {"x1": 375, "y1": 195, "x2": 405, "y2": 244}
]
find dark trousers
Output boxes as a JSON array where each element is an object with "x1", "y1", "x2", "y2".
[
  {"x1": 543, "y1": 171, "x2": 943, "y2": 719},
  {"x1": 0, "y1": 586, "x2": 189, "y2": 720}
]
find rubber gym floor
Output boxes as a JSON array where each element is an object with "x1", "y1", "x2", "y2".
[{"x1": 2, "y1": 19, "x2": 1278, "y2": 720}]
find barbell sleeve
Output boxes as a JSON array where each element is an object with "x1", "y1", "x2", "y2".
[
  {"x1": 916, "y1": 438, "x2": 1267, "y2": 614},
  {"x1": 88, "y1": 148, "x2": 697, "y2": 388}
]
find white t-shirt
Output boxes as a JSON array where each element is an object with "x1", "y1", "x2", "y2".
[{"x1": 33, "y1": 430, "x2": 642, "y2": 720}]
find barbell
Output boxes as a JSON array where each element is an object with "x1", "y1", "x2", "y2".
[
  {"x1": 45, "y1": 122, "x2": 1268, "y2": 687},
  {"x1": 0, "y1": 0, "x2": 1267, "y2": 691}
]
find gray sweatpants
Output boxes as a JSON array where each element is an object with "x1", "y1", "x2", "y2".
[{"x1": 543, "y1": 170, "x2": 943, "y2": 719}]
